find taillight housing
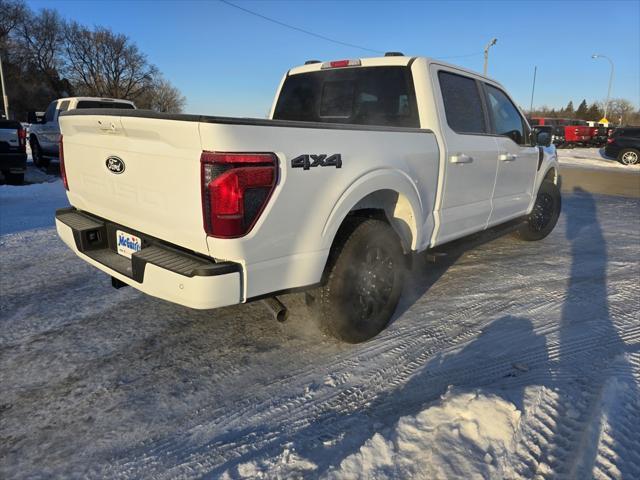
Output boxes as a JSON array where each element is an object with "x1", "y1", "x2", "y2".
[
  {"x1": 201, "y1": 152, "x2": 278, "y2": 238},
  {"x1": 607, "y1": 137, "x2": 615, "y2": 144},
  {"x1": 17, "y1": 126, "x2": 26, "y2": 151},
  {"x1": 59, "y1": 135, "x2": 69, "y2": 190}
]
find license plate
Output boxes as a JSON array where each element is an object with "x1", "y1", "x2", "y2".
[{"x1": 116, "y1": 230, "x2": 142, "y2": 258}]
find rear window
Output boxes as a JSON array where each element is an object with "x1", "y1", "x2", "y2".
[
  {"x1": 76, "y1": 101, "x2": 135, "y2": 110},
  {"x1": 273, "y1": 66, "x2": 419, "y2": 128},
  {"x1": 617, "y1": 128, "x2": 640, "y2": 138}
]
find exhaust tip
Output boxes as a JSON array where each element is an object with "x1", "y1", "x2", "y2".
[{"x1": 262, "y1": 296, "x2": 288, "y2": 323}]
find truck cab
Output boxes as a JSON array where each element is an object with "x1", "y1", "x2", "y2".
[{"x1": 28, "y1": 97, "x2": 136, "y2": 167}]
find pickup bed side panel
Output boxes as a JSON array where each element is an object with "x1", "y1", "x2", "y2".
[{"x1": 200, "y1": 123, "x2": 439, "y2": 300}]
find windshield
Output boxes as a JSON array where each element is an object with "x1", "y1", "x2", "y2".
[{"x1": 273, "y1": 66, "x2": 419, "y2": 128}]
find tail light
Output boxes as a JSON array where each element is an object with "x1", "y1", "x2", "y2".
[
  {"x1": 17, "y1": 126, "x2": 26, "y2": 150},
  {"x1": 59, "y1": 135, "x2": 69, "y2": 190},
  {"x1": 201, "y1": 152, "x2": 277, "y2": 238},
  {"x1": 607, "y1": 137, "x2": 614, "y2": 144}
]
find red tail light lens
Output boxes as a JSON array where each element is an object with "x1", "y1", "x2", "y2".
[
  {"x1": 201, "y1": 152, "x2": 277, "y2": 238},
  {"x1": 59, "y1": 135, "x2": 69, "y2": 190},
  {"x1": 17, "y1": 127, "x2": 26, "y2": 150},
  {"x1": 607, "y1": 137, "x2": 614, "y2": 144}
]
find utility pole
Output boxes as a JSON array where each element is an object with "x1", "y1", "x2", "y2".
[
  {"x1": 483, "y1": 38, "x2": 497, "y2": 76},
  {"x1": 0, "y1": 54, "x2": 9, "y2": 119},
  {"x1": 591, "y1": 54, "x2": 614, "y2": 122},
  {"x1": 529, "y1": 66, "x2": 537, "y2": 114}
]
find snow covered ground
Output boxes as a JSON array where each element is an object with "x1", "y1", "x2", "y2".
[
  {"x1": 557, "y1": 147, "x2": 640, "y2": 172},
  {"x1": 1, "y1": 181, "x2": 639, "y2": 479}
]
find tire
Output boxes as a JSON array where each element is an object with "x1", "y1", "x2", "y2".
[
  {"x1": 5, "y1": 172, "x2": 24, "y2": 185},
  {"x1": 30, "y1": 137, "x2": 49, "y2": 168},
  {"x1": 308, "y1": 217, "x2": 405, "y2": 343},
  {"x1": 514, "y1": 180, "x2": 561, "y2": 241},
  {"x1": 618, "y1": 148, "x2": 640, "y2": 166}
]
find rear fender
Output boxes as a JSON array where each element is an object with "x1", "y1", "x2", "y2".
[{"x1": 321, "y1": 169, "x2": 424, "y2": 252}]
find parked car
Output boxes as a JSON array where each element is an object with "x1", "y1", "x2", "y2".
[
  {"x1": 55, "y1": 55, "x2": 560, "y2": 343},
  {"x1": 604, "y1": 127, "x2": 640, "y2": 165},
  {"x1": 589, "y1": 124, "x2": 609, "y2": 147},
  {"x1": 28, "y1": 97, "x2": 136, "y2": 168},
  {"x1": 0, "y1": 119, "x2": 27, "y2": 185},
  {"x1": 529, "y1": 117, "x2": 592, "y2": 147}
]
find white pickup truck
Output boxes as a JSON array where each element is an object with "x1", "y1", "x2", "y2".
[
  {"x1": 55, "y1": 55, "x2": 560, "y2": 343},
  {"x1": 28, "y1": 97, "x2": 136, "y2": 168}
]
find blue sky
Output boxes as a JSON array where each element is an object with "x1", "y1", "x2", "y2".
[{"x1": 28, "y1": 0, "x2": 640, "y2": 117}]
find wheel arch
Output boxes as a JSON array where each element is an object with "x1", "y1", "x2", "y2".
[{"x1": 321, "y1": 169, "x2": 424, "y2": 254}]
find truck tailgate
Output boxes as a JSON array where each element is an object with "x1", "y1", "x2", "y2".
[{"x1": 59, "y1": 114, "x2": 209, "y2": 255}]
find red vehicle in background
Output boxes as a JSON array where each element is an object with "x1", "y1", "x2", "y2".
[{"x1": 529, "y1": 118, "x2": 592, "y2": 147}]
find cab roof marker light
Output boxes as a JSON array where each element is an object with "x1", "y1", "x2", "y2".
[{"x1": 321, "y1": 59, "x2": 362, "y2": 69}]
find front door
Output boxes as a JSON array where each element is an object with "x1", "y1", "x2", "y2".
[
  {"x1": 432, "y1": 68, "x2": 499, "y2": 245},
  {"x1": 482, "y1": 84, "x2": 538, "y2": 225}
]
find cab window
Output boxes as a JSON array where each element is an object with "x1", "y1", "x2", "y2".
[
  {"x1": 43, "y1": 101, "x2": 57, "y2": 123},
  {"x1": 485, "y1": 84, "x2": 526, "y2": 144},
  {"x1": 438, "y1": 71, "x2": 486, "y2": 134},
  {"x1": 57, "y1": 100, "x2": 71, "y2": 119}
]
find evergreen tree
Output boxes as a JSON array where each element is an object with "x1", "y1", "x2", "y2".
[
  {"x1": 576, "y1": 100, "x2": 588, "y2": 119},
  {"x1": 586, "y1": 103, "x2": 603, "y2": 121},
  {"x1": 564, "y1": 101, "x2": 575, "y2": 117}
]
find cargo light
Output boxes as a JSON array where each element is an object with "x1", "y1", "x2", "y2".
[
  {"x1": 321, "y1": 59, "x2": 361, "y2": 69},
  {"x1": 59, "y1": 135, "x2": 69, "y2": 191},
  {"x1": 201, "y1": 152, "x2": 278, "y2": 238}
]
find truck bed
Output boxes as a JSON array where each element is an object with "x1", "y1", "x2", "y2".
[{"x1": 59, "y1": 109, "x2": 440, "y2": 299}]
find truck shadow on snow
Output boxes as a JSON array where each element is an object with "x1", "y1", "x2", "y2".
[{"x1": 194, "y1": 189, "x2": 638, "y2": 478}]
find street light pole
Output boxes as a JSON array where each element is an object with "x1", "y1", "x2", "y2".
[
  {"x1": 591, "y1": 54, "x2": 614, "y2": 121},
  {"x1": 483, "y1": 38, "x2": 497, "y2": 76},
  {"x1": 0, "y1": 54, "x2": 9, "y2": 119}
]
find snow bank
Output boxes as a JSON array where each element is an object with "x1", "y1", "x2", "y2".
[
  {"x1": 557, "y1": 148, "x2": 640, "y2": 172},
  {"x1": 327, "y1": 389, "x2": 521, "y2": 480},
  {"x1": 0, "y1": 179, "x2": 69, "y2": 235}
]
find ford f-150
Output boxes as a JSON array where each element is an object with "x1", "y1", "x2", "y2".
[{"x1": 55, "y1": 55, "x2": 560, "y2": 343}]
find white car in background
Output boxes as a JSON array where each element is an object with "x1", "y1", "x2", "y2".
[{"x1": 28, "y1": 97, "x2": 136, "y2": 168}]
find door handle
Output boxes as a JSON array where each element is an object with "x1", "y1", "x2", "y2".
[
  {"x1": 449, "y1": 153, "x2": 473, "y2": 164},
  {"x1": 499, "y1": 153, "x2": 518, "y2": 161}
]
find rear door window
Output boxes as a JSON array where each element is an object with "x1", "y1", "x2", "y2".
[
  {"x1": 438, "y1": 71, "x2": 486, "y2": 134},
  {"x1": 274, "y1": 66, "x2": 419, "y2": 128}
]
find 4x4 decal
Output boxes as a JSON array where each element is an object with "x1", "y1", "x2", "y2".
[{"x1": 291, "y1": 154, "x2": 342, "y2": 170}]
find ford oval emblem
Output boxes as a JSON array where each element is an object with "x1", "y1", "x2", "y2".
[{"x1": 106, "y1": 156, "x2": 125, "y2": 174}]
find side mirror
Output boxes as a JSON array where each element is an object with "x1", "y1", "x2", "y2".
[
  {"x1": 536, "y1": 131, "x2": 552, "y2": 147},
  {"x1": 531, "y1": 127, "x2": 552, "y2": 147}
]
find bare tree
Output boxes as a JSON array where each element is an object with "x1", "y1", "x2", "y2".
[
  {"x1": 0, "y1": 0, "x2": 27, "y2": 45},
  {"x1": 63, "y1": 22, "x2": 156, "y2": 100},
  {"x1": 17, "y1": 8, "x2": 69, "y2": 97},
  {"x1": 136, "y1": 77, "x2": 186, "y2": 113},
  {"x1": 606, "y1": 98, "x2": 636, "y2": 125}
]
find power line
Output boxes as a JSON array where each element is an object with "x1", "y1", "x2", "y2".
[
  {"x1": 219, "y1": 0, "x2": 382, "y2": 54},
  {"x1": 219, "y1": 0, "x2": 485, "y2": 61}
]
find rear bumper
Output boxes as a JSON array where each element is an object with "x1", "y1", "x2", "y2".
[
  {"x1": 55, "y1": 208, "x2": 242, "y2": 310},
  {"x1": 0, "y1": 152, "x2": 27, "y2": 172}
]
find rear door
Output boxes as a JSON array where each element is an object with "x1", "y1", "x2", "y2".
[
  {"x1": 432, "y1": 68, "x2": 499, "y2": 244},
  {"x1": 482, "y1": 83, "x2": 538, "y2": 225}
]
